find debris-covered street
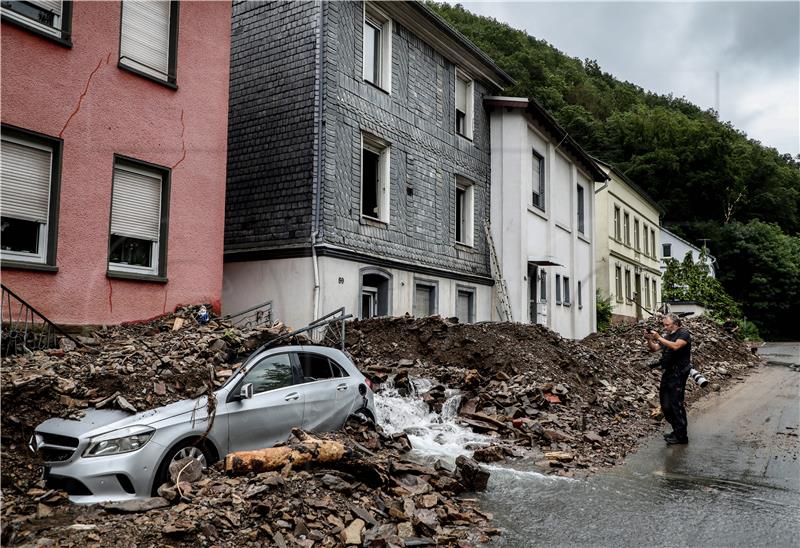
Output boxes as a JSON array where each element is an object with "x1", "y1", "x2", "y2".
[{"x1": 1, "y1": 308, "x2": 763, "y2": 546}]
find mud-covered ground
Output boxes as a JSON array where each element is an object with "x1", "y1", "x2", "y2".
[{"x1": 1, "y1": 310, "x2": 761, "y2": 546}]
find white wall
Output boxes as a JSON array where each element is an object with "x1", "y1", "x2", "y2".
[
  {"x1": 660, "y1": 228, "x2": 716, "y2": 278},
  {"x1": 490, "y1": 102, "x2": 597, "y2": 339},
  {"x1": 223, "y1": 256, "x2": 493, "y2": 330}
]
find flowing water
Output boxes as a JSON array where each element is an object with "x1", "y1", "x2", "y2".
[{"x1": 375, "y1": 366, "x2": 800, "y2": 547}]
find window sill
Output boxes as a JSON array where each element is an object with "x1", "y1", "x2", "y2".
[
  {"x1": 1, "y1": 260, "x2": 58, "y2": 273},
  {"x1": 455, "y1": 242, "x2": 474, "y2": 251},
  {"x1": 363, "y1": 79, "x2": 390, "y2": 95},
  {"x1": 107, "y1": 270, "x2": 168, "y2": 284},
  {"x1": 578, "y1": 233, "x2": 591, "y2": 245},
  {"x1": 118, "y1": 62, "x2": 178, "y2": 90},
  {"x1": 555, "y1": 222, "x2": 572, "y2": 234},
  {"x1": 456, "y1": 132, "x2": 474, "y2": 143},
  {"x1": 360, "y1": 216, "x2": 388, "y2": 228},
  {"x1": 527, "y1": 206, "x2": 547, "y2": 221},
  {"x1": 1, "y1": 14, "x2": 72, "y2": 48},
  {"x1": 563, "y1": 302, "x2": 572, "y2": 308}
]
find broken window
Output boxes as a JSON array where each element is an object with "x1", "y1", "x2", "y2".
[
  {"x1": 361, "y1": 134, "x2": 389, "y2": 222},
  {"x1": 1, "y1": 126, "x2": 61, "y2": 267}
]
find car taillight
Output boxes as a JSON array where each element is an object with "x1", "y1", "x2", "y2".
[{"x1": 364, "y1": 377, "x2": 373, "y2": 390}]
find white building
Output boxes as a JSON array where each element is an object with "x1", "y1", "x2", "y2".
[
  {"x1": 486, "y1": 97, "x2": 608, "y2": 339},
  {"x1": 660, "y1": 227, "x2": 716, "y2": 278}
]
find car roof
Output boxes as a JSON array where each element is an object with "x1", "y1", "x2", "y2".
[{"x1": 261, "y1": 345, "x2": 346, "y2": 359}]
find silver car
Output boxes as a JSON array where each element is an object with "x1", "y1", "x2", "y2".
[{"x1": 30, "y1": 346, "x2": 376, "y2": 503}]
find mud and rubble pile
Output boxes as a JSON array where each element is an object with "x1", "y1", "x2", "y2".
[
  {"x1": 2, "y1": 419, "x2": 499, "y2": 547},
  {"x1": 343, "y1": 314, "x2": 762, "y2": 474},
  {"x1": 1, "y1": 307, "x2": 287, "y2": 504}
]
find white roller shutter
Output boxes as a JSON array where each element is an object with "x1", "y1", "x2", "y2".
[
  {"x1": 110, "y1": 166, "x2": 162, "y2": 242},
  {"x1": 1, "y1": 138, "x2": 52, "y2": 224},
  {"x1": 456, "y1": 76, "x2": 467, "y2": 113},
  {"x1": 30, "y1": 1, "x2": 62, "y2": 16},
  {"x1": 120, "y1": 1, "x2": 170, "y2": 78}
]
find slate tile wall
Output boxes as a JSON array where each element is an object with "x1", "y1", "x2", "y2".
[
  {"x1": 225, "y1": 1, "x2": 319, "y2": 251},
  {"x1": 320, "y1": 1, "x2": 491, "y2": 278}
]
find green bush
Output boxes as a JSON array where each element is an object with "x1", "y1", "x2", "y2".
[{"x1": 596, "y1": 291, "x2": 613, "y2": 333}]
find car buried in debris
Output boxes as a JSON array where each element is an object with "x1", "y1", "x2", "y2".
[{"x1": 29, "y1": 345, "x2": 376, "y2": 503}]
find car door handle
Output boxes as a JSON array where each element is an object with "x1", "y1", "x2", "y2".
[
  {"x1": 284, "y1": 393, "x2": 300, "y2": 401},
  {"x1": 336, "y1": 383, "x2": 348, "y2": 391}
]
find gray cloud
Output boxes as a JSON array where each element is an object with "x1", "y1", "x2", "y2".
[{"x1": 458, "y1": 1, "x2": 799, "y2": 155}]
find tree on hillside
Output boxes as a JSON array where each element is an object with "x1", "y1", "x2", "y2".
[{"x1": 661, "y1": 250, "x2": 741, "y2": 324}]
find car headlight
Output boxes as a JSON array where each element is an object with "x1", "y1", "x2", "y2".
[{"x1": 84, "y1": 426, "x2": 155, "y2": 457}]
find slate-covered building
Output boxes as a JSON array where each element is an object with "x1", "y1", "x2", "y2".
[{"x1": 223, "y1": 1, "x2": 514, "y2": 328}]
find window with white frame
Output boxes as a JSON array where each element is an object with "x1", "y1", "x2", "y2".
[
  {"x1": 2, "y1": 0, "x2": 72, "y2": 42},
  {"x1": 651, "y1": 229, "x2": 656, "y2": 258},
  {"x1": 634, "y1": 218, "x2": 640, "y2": 250},
  {"x1": 456, "y1": 287, "x2": 475, "y2": 324},
  {"x1": 623, "y1": 212, "x2": 630, "y2": 245},
  {"x1": 662, "y1": 243, "x2": 672, "y2": 258},
  {"x1": 577, "y1": 280, "x2": 583, "y2": 309},
  {"x1": 540, "y1": 269, "x2": 547, "y2": 303},
  {"x1": 613, "y1": 205, "x2": 621, "y2": 240},
  {"x1": 652, "y1": 279, "x2": 658, "y2": 308},
  {"x1": 555, "y1": 273, "x2": 562, "y2": 304},
  {"x1": 414, "y1": 281, "x2": 437, "y2": 317},
  {"x1": 563, "y1": 276, "x2": 571, "y2": 305},
  {"x1": 625, "y1": 269, "x2": 632, "y2": 301},
  {"x1": 455, "y1": 177, "x2": 474, "y2": 246},
  {"x1": 119, "y1": 0, "x2": 178, "y2": 85},
  {"x1": 577, "y1": 184, "x2": 585, "y2": 234},
  {"x1": 615, "y1": 265, "x2": 623, "y2": 302},
  {"x1": 644, "y1": 276, "x2": 651, "y2": 308},
  {"x1": 454, "y1": 69, "x2": 474, "y2": 139},
  {"x1": 361, "y1": 133, "x2": 390, "y2": 222},
  {"x1": 643, "y1": 223, "x2": 649, "y2": 255},
  {"x1": 1, "y1": 126, "x2": 62, "y2": 267},
  {"x1": 362, "y1": 3, "x2": 391, "y2": 91},
  {"x1": 361, "y1": 269, "x2": 391, "y2": 318},
  {"x1": 108, "y1": 157, "x2": 169, "y2": 277},
  {"x1": 532, "y1": 150, "x2": 545, "y2": 210}
]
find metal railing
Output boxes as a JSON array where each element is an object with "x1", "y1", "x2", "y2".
[
  {"x1": 1, "y1": 283, "x2": 82, "y2": 356},
  {"x1": 223, "y1": 299, "x2": 273, "y2": 330}
]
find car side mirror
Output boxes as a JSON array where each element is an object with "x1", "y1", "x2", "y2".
[{"x1": 238, "y1": 383, "x2": 254, "y2": 400}]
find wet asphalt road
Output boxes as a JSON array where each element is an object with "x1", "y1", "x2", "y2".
[{"x1": 482, "y1": 364, "x2": 800, "y2": 547}]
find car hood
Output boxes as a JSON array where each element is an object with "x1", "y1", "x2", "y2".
[{"x1": 36, "y1": 396, "x2": 213, "y2": 439}]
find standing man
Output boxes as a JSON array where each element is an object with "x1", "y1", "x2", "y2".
[{"x1": 646, "y1": 314, "x2": 692, "y2": 445}]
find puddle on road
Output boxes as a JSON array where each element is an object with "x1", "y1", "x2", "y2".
[{"x1": 375, "y1": 376, "x2": 800, "y2": 548}]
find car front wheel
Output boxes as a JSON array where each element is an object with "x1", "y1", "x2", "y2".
[{"x1": 152, "y1": 439, "x2": 212, "y2": 495}]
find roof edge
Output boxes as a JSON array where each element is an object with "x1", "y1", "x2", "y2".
[{"x1": 593, "y1": 157, "x2": 665, "y2": 215}]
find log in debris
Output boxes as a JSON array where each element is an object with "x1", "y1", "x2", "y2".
[{"x1": 225, "y1": 428, "x2": 354, "y2": 475}]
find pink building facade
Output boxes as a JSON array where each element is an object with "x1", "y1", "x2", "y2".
[{"x1": 1, "y1": 1, "x2": 231, "y2": 325}]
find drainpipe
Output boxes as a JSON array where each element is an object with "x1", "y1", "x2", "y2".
[{"x1": 311, "y1": 1, "x2": 325, "y2": 320}]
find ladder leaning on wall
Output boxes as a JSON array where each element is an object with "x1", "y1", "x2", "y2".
[{"x1": 483, "y1": 221, "x2": 513, "y2": 322}]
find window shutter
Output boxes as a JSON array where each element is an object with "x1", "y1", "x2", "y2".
[
  {"x1": 456, "y1": 77, "x2": 467, "y2": 112},
  {"x1": 110, "y1": 166, "x2": 162, "y2": 242},
  {"x1": 1, "y1": 139, "x2": 52, "y2": 223},
  {"x1": 120, "y1": 1, "x2": 170, "y2": 77},
  {"x1": 29, "y1": 0, "x2": 62, "y2": 16}
]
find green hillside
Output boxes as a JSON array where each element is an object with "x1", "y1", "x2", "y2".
[{"x1": 430, "y1": 2, "x2": 800, "y2": 340}]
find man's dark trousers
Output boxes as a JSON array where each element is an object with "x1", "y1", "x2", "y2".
[{"x1": 660, "y1": 367, "x2": 690, "y2": 440}]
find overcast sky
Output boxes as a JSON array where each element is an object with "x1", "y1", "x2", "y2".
[{"x1": 457, "y1": 1, "x2": 800, "y2": 156}]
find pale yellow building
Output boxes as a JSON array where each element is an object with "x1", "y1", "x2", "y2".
[{"x1": 594, "y1": 159, "x2": 663, "y2": 322}]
